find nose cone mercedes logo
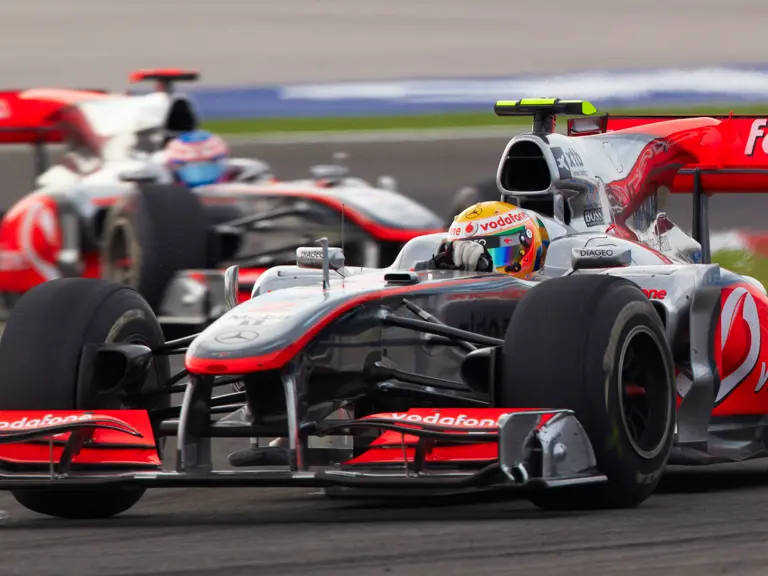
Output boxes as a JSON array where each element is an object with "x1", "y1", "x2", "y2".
[{"x1": 215, "y1": 329, "x2": 260, "y2": 344}]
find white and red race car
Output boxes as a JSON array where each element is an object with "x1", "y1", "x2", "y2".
[{"x1": 0, "y1": 69, "x2": 444, "y2": 336}]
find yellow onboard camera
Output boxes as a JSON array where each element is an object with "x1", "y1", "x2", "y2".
[{"x1": 494, "y1": 98, "x2": 598, "y2": 134}]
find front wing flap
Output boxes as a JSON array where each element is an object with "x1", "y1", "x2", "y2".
[
  {"x1": 0, "y1": 407, "x2": 605, "y2": 492},
  {"x1": 0, "y1": 410, "x2": 161, "y2": 473},
  {"x1": 338, "y1": 408, "x2": 603, "y2": 488}
]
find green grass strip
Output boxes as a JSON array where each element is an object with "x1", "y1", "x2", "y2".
[
  {"x1": 713, "y1": 249, "x2": 768, "y2": 288},
  {"x1": 202, "y1": 104, "x2": 768, "y2": 135}
]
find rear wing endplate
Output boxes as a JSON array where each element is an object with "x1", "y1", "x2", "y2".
[
  {"x1": 679, "y1": 167, "x2": 768, "y2": 264},
  {"x1": 0, "y1": 126, "x2": 58, "y2": 176}
]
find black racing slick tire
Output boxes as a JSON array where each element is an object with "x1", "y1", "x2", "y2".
[
  {"x1": 100, "y1": 183, "x2": 210, "y2": 311},
  {"x1": 498, "y1": 274, "x2": 675, "y2": 510},
  {"x1": 0, "y1": 278, "x2": 171, "y2": 519}
]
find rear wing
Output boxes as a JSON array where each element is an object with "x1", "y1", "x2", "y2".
[
  {"x1": 566, "y1": 113, "x2": 768, "y2": 136},
  {"x1": 0, "y1": 89, "x2": 109, "y2": 144},
  {"x1": 0, "y1": 89, "x2": 109, "y2": 175},
  {"x1": 128, "y1": 68, "x2": 200, "y2": 94},
  {"x1": 566, "y1": 113, "x2": 768, "y2": 264},
  {"x1": 0, "y1": 68, "x2": 199, "y2": 146},
  {"x1": 568, "y1": 113, "x2": 768, "y2": 169},
  {"x1": 0, "y1": 67, "x2": 199, "y2": 175},
  {"x1": 567, "y1": 113, "x2": 768, "y2": 193}
]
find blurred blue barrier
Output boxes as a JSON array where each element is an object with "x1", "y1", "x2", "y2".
[{"x1": 188, "y1": 66, "x2": 768, "y2": 120}]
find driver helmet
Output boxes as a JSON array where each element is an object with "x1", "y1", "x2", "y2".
[
  {"x1": 165, "y1": 130, "x2": 229, "y2": 188},
  {"x1": 448, "y1": 201, "x2": 550, "y2": 277}
]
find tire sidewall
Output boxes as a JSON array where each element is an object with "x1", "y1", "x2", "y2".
[
  {"x1": 100, "y1": 198, "x2": 143, "y2": 293},
  {"x1": 76, "y1": 288, "x2": 170, "y2": 414},
  {"x1": 0, "y1": 280, "x2": 171, "y2": 518},
  {"x1": 99, "y1": 184, "x2": 210, "y2": 311},
  {"x1": 588, "y1": 291, "x2": 675, "y2": 502},
  {"x1": 499, "y1": 275, "x2": 676, "y2": 508}
]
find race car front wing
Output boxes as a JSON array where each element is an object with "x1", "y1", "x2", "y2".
[{"x1": 0, "y1": 406, "x2": 606, "y2": 493}]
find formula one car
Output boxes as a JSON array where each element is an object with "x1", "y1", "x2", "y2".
[
  {"x1": 0, "y1": 68, "x2": 443, "y2": 335},
  {"x1": 2, "y1": 99, "x2": 768, "y2": 519}
]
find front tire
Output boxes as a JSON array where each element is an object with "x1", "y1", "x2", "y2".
[
  {"x1": 499, "y1": 274, "x2": 675, "y2": 510},
  {"x1": 0, "y1": 278, "x2": 170, "y2": 519}
]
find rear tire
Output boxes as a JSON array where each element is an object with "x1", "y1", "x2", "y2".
[
  {"x1": 0, "y1": 278, "x2": 170, "y2": 519},
  {"x1": 100, "y1": 183, "x2": 210, "y2": 311},
  {"x1": 498, "y1": 274, "x2": 675, "y2": 510}
]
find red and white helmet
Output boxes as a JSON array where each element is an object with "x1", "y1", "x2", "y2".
[{"x1": 165, "y1": 130, "x2": 229, "y2": 187}]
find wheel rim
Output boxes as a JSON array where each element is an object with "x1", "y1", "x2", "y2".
[
  {"x1": 104, "y1": 219, "x2": 140, "y2": 288},
  {"x1": 617, "y1": 325, "x2": 672, "y2": 460}
]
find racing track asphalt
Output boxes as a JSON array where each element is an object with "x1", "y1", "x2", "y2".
[{"x1": 1, "y1": 137, "x2": 768, "y2": 575}]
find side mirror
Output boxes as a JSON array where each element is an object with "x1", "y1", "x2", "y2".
[
  {"x1": 553, "y1": 193, "x2": 569, "y2": 227},
  {"x1": 377, "y1": 175, "x2": 398, "y2": 192},
  {"x1": 552, "y1": 179, "x2": 588, "y2": 200},
  {"x1": 310, "y1": 164, "x2": 348, "y2": 184},
  {"x1": 310, "y1": 151, "x2": 350, "y2": 185},
  {"x1": 297, "y1": 239, "x2": 345, "y2": 291},
  {"x1": 296, "y1": 246, "x2": 345, "y2": 271},
  {"x1": 118, "y1": 167, "x2": 161, "y2": 183}
]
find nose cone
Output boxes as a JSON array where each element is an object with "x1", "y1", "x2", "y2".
[
  {"x1": 184, "y1": 296, "x2": 307, "y2": 375},
  {"x1": 184, "y1": 280, "x2": 374, "y2": 375}
]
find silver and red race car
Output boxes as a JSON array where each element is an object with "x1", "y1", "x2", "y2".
[
  {"x1": 0, "y1": 69, "x2": 444, "y2": 336},
  {"x1": 0, "y1": 99, "x2": 767, "y2": 519}
]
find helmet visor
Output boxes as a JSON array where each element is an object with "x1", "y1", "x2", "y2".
[
  {"x1": 174, "y1": 161, "x2": 225, "y2": 187},
  {"x1": 477, "y1": 226, "x2": 534, "y2": 272}
]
